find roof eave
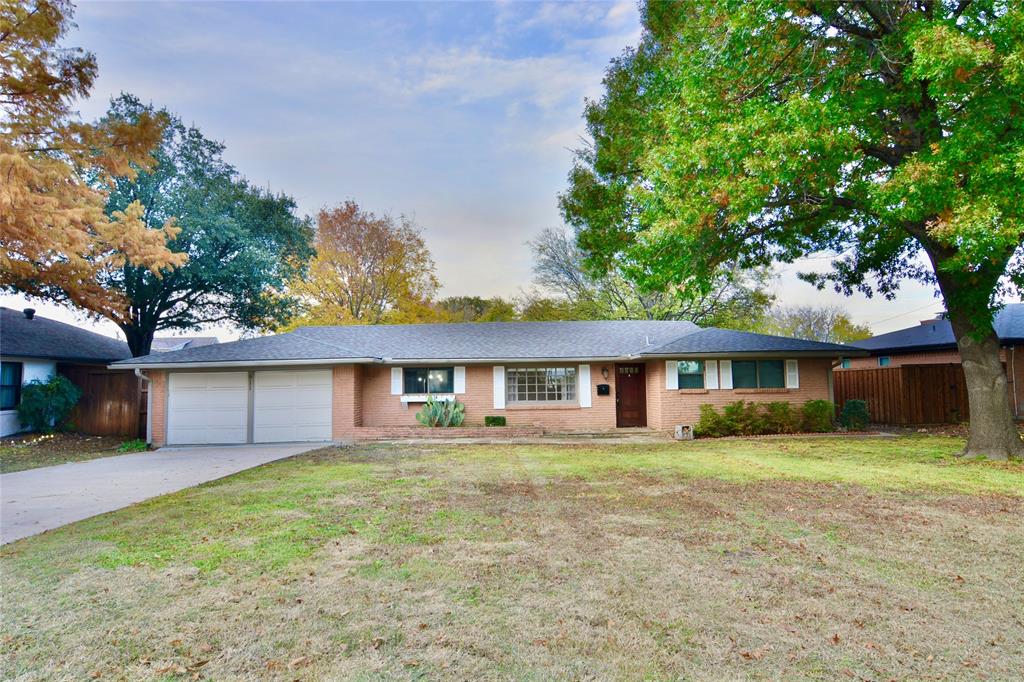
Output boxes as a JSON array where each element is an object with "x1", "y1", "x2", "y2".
[
  {"x1": 634, "y1": 350, "x2": 866, "y2": 359},
  {"x1": 110, "y1": 357, "x2": 381, "y2": 370}
]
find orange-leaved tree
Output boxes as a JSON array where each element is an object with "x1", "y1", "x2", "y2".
[
  {"x1": 0, "y1": 0, "x2": 184, "y2": 317},
  {"x1": 286, "y1": 201, "x2": 443, "y2": 327}
]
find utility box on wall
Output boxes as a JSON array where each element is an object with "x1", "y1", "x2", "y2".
[
  {"x1": 674, "y1": 424, "x2": 694, "y2": 440},
  {"x1": 596, "y1": 384, "x2": 611, "y2": 396}
]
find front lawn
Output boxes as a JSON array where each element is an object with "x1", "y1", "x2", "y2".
[
  {"x1": 0, "y1": 433, "x2": 130, "y2": 474},
  {"x1": 2, "y1": 436, "x2": 1021, "y2": 680}
]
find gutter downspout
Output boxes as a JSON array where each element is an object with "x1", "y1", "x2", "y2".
[{"x1": 135, "y1": 368, "x2": 153, "y2": 445}]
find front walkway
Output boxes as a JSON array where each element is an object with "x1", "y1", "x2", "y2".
[{"x1": 0, "y1": 443, "x2": 324, "y2": 544}]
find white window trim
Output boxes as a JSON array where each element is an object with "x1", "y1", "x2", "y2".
[
  {"x1": 453, "y1": 366, "x2": 466, "y2": 394},
  {"x1": 719, "y1": 360, "x2": 733, "y2": 389},
  {"x1": 493, "y1": 366, "x2": 505, "y2": 409},
  {"x1": 400, "y1": 393, "x2": 455, "y2": 403},
  {"x1": 665, "y1": 361, "x2": 678, "y2": 390},
  {"x1": 705, "y1": 360, "x2": 719, "y2": 390},
  {"x1": 785, "y1": 359, "x2": 799, "y2": 389},
  {"x1": 578, "y1": 364, "x2": 591, "y2": 408},
  {"x1": 390, "y1": 367, "x2": 402, "y2": 395}
]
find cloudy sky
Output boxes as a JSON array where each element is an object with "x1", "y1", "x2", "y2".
[{"x1": 3, "y1": 0, "x2": 949, "y2": 339}]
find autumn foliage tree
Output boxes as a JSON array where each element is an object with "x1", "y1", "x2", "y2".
[
  {"x1": 563, "y1": 1, "x2": 1024, "y2": 458},
  {"x1": 287, "y1": 202, "x2": 442, "y2": 327},
  {"x1": 0, "y1": 0, "x2": 184, "y2": 316}
]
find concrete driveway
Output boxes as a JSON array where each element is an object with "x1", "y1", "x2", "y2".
[{"x1": 0, "y1": 443, "x2": 326, "y2": 544}]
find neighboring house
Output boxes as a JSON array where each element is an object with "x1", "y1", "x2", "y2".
[
  {"x1": 151, "y1": 337, "x2": 219, "y2": 353},
  {"x1": 0, "y1": 307, "x2": 133, "y2": 436},
  {"x1": 111, "y1": 320, "x2": 862, "y2": 447},
  {"x1": 837, "y1": 305, "x2": 1024, "y2": 418}
]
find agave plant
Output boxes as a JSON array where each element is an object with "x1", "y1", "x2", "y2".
[{"x1": 416, "y1": 396, "x2": 465, "y2": 427}]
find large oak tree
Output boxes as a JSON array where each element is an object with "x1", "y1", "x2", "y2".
[
  {"x1": 563, "y1": 1, "x2": 1024, "y2": 458},
  {"x1": 95, "y1": 95, "x2": 314, "y2": 356}
]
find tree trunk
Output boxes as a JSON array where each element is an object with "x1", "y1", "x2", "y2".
[
  {"x1": 122, "y1": 324, "x2": 156, "y2": 358},
  {"x1": 945, "y1": 304, "x2": 1023, "y2": 460}
]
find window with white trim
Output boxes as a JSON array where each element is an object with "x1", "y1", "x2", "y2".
[
  {"x1": 878, "y1": 356, "x2": 891, "y2": 367},
  {"x1": 506, "y1": 367, "x2": 577, "y2": 403},
  {"x1": 403, "y1": 367, "x2": 454, "y2": 394},
  {"x1": 677, "y1": 360, "x2": 704, "y2": 389},
  {"x1": 840, "y1": 358, "x2": 851, "y2": 369}
]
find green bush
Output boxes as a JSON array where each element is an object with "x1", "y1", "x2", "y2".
[
  {"x1": 763, "y1": 402, "x2": 801, "y2": 434},
  {"x1": 695, "y1": 403, "x2": 730, "y2": 437},
  {"x1": 840, "y1": 399, "x2": 870, "y2": 431},
  {"x1": 16, "y1": 374, "x2": 82, "y2": 433},
  {"x1": 484, "y1": 416, "x2": 507, "y2": 427},
  {"x1": 801, "y1": 400, "x2": 836, "y2": 433},
  {"x1": 117, "y1": 438, "x2": 148, "y2": 453},
  {"x1": 695, "y1": 399, "x2": 837, "y2": 438},
  {"x1": 415, "y1": 396, "x2": 466, "y2": 427}
]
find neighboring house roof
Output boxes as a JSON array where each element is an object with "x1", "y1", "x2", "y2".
[
  {"x1": 852, "y1": 304, "x2": 1024, "y2": 354},
  {"x1": 0, "y1": 307, "x2": 131, "y2": 363},
  {"x1": 151, "y1": 337, "x2": 219, "y2": 352},
  {"x1": 112, "y1": 319, "x2": 862, "y2": 369}
]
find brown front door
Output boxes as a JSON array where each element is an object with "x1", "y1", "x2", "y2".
[{"x1": 615, "y1": 364, "x2": 647, "y2": 427}]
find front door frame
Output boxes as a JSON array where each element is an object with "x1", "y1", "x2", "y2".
[{"x1": 615, "y1": 363, "x2": 647, "y2": 428}]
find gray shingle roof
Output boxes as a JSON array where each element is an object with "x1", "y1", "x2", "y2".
[
  {"x1": 151, "y1": 336, "x2": 220, "y2": 352},
  {"x1": 852, "y1": 304, "x2": 1024, "y2": 354},
  {"x1": 0, "y1": 307, "x2": 131, "y2": 363},
  {"x1": 113, "y1": 319, "x2": 859, "y2": 367},
  {"x1": 642, "y1": 327, "x2": 857, "y2": 356}
]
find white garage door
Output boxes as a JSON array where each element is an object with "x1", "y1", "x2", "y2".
[
  {"x1": 253, "y1": 370, "x2": 332, "y2": 442},
  {"x1": 167, "y1": 372, "x2": 248, "y2": 445}
]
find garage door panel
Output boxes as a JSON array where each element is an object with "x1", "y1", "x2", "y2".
[
  {"x1": 253, "y1": 370, "x2": 331, "y2": 442},
  {"x1": 167, "y1": 372, "x2": 248, "y2": 445}
]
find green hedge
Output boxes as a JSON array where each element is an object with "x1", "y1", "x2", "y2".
[
  {"x1": 695, "y1": 400, "x2": 836, "y2": 438},
  {"x1": 17, "y1": 375, "x2": 81, "y2": 433},
  {"x1": 484, "y1": 416, "x2": 507, "y2": 427},
  {"x1": 840, "y1": 399, "x2": 870, "y2": 431}
]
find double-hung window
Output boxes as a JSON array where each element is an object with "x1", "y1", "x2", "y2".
[
  {"x1": 403, "y1": 367, "x2": 454, "y2": 394},
  {"x1": 506, "y1": 367, "x2": 577, "y2": 403},
  {"x1": 732, "y1": 360, "x2": 785, "y2": 389},
  {"x1": 677, "y1": 360, "x2": 704, "y2": 389},
  {"x1": 1, "y1": 362, "x2": 23, "y2": 410}
]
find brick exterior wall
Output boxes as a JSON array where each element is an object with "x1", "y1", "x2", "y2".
[
  {"x1": 148, "y1": 369, "x2": 167, "y2": 447},
  {"x1": 150, "y1": 358, "x2": 838, "y2": 445},
  {"x1": 644, "y1": 358, "x2": 833, "y2": 430}
]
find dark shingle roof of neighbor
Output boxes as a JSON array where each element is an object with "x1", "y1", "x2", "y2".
[
  {"x1": 0, "y1": 307, "x2": 131, "y2": 363},
  {"x1": 150, "y1": 336, "x2": 220, "y2": 352},
  {"x1": 852, "y1": 304, "x2": 1024, "y2": 354},
  {"x1": 113, "y1": 319, "x2": 860, "y2": 367}
]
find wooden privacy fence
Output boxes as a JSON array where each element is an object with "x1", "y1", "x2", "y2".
[
  {"x1": 833, "y1": 364, "x2": 969, "y2": 425},
  {"x1": 58, "y1": 364, "x2": 144, "y2": 437}
]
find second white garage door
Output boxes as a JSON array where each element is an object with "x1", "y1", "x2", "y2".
[{"x1": 252, "y1": 369, "x2": 332, "y2": 442}]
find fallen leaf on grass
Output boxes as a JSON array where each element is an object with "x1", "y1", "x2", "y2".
[
  {"x1": 288, "y1": 656, "x2": 310, "y2": 670},
  {"x1": 830, "y1": 633, "x2": 841, "y2": 645}
]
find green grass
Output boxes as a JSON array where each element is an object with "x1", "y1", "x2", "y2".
[{"x1": 2, "y1": 435, "x2": 1022, "y2": 681}]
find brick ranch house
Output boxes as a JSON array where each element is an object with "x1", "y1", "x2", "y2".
[
  {"x1": 111, "y1": 320, "x2": 862, "y2": 446},
  {"x1": 837, "y1": 305, "x2": 1024, "y2": 417}
]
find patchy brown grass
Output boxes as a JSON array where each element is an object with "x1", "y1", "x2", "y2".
[
  {"x1": 2, "y1": 438, "x2": 1022, "y2": 680},
  {"x1": 0, "y1": 433, "x2": 128, "y2": 473}
]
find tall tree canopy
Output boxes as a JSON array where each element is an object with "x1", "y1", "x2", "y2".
[
  {"x1": 563, "y1": 1, "x2": 1024, "y2": 458},
  {"x1": 530, "y1": 226, "x2": 773, "y2": 328},
  {"x1": 286, "y1": 202, "x2": 441, "y2": 327},
  {"x1": 763, "y1": 305, "x2": 872, "y2": 344},
  {"x1": 95, "y1": 95, "x2": 313, "y2": 356},
  {"x1": 0, "y1": 0, "x2": 183, "y2": 316}
]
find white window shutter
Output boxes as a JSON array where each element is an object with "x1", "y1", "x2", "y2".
[
  {"x1": 786, "y1": 359, "x2": 800, "y2": 389},
  {"x1": 705, "y1": 360, "x2": 720, "y2": 389},
  {"x1": 578, "y1": 364, "x2": 592, "y2": 408},
  {"x1": 719, "y1": 360, "x2": 733, "y2": 389},
  {"x1": 454, "y1": 366, "x2": 466, "y2": 394},
  {"x1": 665, "y1": 361, "x2": 678, "y2": 390},
  {"x1": 391, "y1": 367, "x2": 402, "y2": 395},
  {"x1": 493, "y1": 366, "x2": 505, "y2": 409}
]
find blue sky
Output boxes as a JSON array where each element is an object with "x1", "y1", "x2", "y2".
[{"x1": 2, "y1": 0, "x2": 948, "y2": 338}]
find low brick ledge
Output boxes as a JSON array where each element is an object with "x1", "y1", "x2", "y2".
[{"x1": 348, "y1": 426, "x2": 546, "y2": 440}]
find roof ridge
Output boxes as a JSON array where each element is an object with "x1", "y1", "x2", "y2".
[{"x1": 639, "y1": 326, "x2": 708, "y2": 355}]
